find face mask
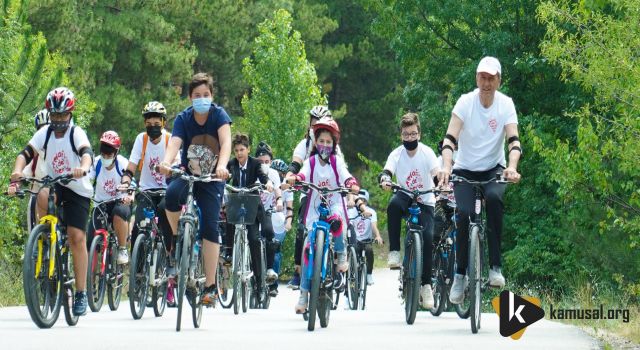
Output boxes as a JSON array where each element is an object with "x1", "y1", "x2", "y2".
[
  {"x1": 50, "y1": 120, "x2": 70, "y2": 132},
  {"x1": 260, "y1": 163, "x2": 270, "y2": 175},
  {"x1": 146, "y1": 125, "x2": 163, "y2": 139},
  {"x1": 316, "y1": 144, "x2": 332, "y2": 161},
  {"x1": 192, "y1": 97, "x2": 212, "y2": 114},
  {"x1": 102, "y1": 157, "x2": 114, "y2": 168},
  {"x1": 403, "y1": 139, "x2": 418, "y2": 151}
]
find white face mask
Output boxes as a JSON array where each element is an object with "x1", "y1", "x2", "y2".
[
  {"x1": 261, "y1": 163, "x2": 270, "y2": 175},
  {"x1": 102, "y1": 157, "x2": 114, "y2": 168}
]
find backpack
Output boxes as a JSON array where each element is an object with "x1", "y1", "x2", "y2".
[
  {"x1": 43, "y1": 125, "x2": 78, "y2": 160},
  {"x1": 95, "y1": 156, "x2": 123, "y2": 179},
  {"x1": 138, "y1": 132, "x2": 170, "y2": 172}
]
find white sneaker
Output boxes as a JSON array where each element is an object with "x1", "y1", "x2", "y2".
[
  {"x1": 420, "y1": 284, "x2": 434, "y2": 309},
  {"x1": 117, "y1": 248, "x2": 129, "y2": 265},
  {"x1": 366, "y1": 274, "x2": 374, "y2": 285},
  {"x1": 387, "y1": 251, "x2": 401, "y2": 269},
  {"x1": 449, "y1": 274, "x2": 467, "y2": 304},
  {"x1": 266, "y1": 269, "x2": 278, "y2": 284},
  {"x1": 489, "y1": 267, "x2": 505, "y2": 288}
]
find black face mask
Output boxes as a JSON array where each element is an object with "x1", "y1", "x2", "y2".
[
  {"x1": 146, "y1": 125, "x2": 163, "y2": 139},
  {"x1": 403, "y1": 139, "x2": 418, "y2": 151},
  {"x1": 50, "y1": 120, "x2": 70, "y2": 132}
]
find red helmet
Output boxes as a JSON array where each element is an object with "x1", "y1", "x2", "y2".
[
  {"x1": 312, "y1": 117, "x2": 340, "y2": 144},
  {"x1": 100, "y1": 130, "x2": 121, "y2": 150},
  {"x1": 45, "y1": 87, "x2": 76, "y2": 113}
]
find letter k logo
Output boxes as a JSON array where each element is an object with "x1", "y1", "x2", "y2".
[{"x1": 492, "y1": 290, "x2": 545, "y2": 339}]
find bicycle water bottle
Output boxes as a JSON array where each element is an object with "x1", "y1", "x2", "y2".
[{"x1": 408, "y1": 206, "x2": 420, "y2": 224}]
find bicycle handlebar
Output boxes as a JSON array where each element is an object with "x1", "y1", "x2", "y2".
[
  {"x1": 169, "y1": 168, "x2": 224, "y2": 183},
  {"x1": 389, "y1": 183, "x2": 450, "y2": 199},
  {"x1": 292, "y1": 181, "x2": 351, "y2": 196},
  {"x1": 449, "y1": 174, "x2": 512, "y2": 185},
  {"x1": 225, "y1": 183, "x2": 265, "y2": 194}
]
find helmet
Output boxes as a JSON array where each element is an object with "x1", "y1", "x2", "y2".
[
  {"x1": 34, "y1": 109, "x2": 50, "y2": 129},
  {"x1": 254, "y1": 141, "x2": 273, "y2": 158},
  {"x1": 45, "y1": 87, "x2": 76, "y2": 113},
  {"x1": 142, "y1": 101, "x2": 167, "y2": 119},
  {"x1": 100, "y1": 130, "x2": 121, "y2": 150},
  {"x1": 358, "y1": 189, "x2": 369, "y2": 202},
  {"x1": 312, "y1": 117, "x2": 340, "y2": 144},
  {"x1": 309, "y1": 105, "x2": 331, "y2": 120},
  {"x1": 271, "y1": 159, "x2": 288, "y2": 173}
]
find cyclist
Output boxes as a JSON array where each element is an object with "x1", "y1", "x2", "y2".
[
  {"x1": 437, "y1": 56, "x2": 522, "y2": 305},
  {"x1": 89, "y1": 131, "x2": 132, "y2": 264},
  {"x1": 378, "y1": 112, "x2": 440, "y2": 309},
  {"x1": 270, "y1": 158, "x2": 294, "y2": 296},
  {"x1": 8, "y1": 87, "x2": 94, "y2": 316},
  {"x1": 23, "y1": 109, "x2": 50, "y2": 232},
  {"x1": 225, "y1": 134, "x2": 278, "y2": 291},
  {"x1": 347, "y1": 189, "x2": 383, "y2": 285},
  {"x1": 158, "y1": 72, "x2": 232, "y2": 306},
  {"x1": 284, "y1": 118, "x2": 360, "y2": 314}
]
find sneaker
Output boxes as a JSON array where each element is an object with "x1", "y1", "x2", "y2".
[
  {"x1": 266, "y1": 269, "x2": 278, "y2": 284},
  {"x1": 201, "y1": 284, "x2": 218, "y2": 306},
  {"x1": 287, "y1": 273, "x2": 300, "y2": 290},
  {"x1": 72, "y1": 291, "x2": 88, "y2": 316},
  {"x1": 420, "y1": 284, "x2": 434, "y2": 309},
  {"x1": 117, "y1": 247, "x2": 129, "y2": 265},
  {"x1": 337, "y1": 253, "x2": 348, "y2": 272},
  {"x1": 333, "y1": 272, "x2": 345, "y2": 291},
  {"x1": 366, "y1": 274, "x2": 374, "y2": 286},
  {"x1": 294, "y1": 292, "x2": 308, "y2": 314},
  {"x1": 489, "y1": 266, "x2": 505, "y2": 288},
  {"x1": 269, "y1": 285, "x2": 279, "y2": 297},
  {"x1": 449, "y1": 274, "x2": 467, "y2": 304},
  {"x1": 166, "y1": 283, "x2": 176, "y2": 308},
  {"x1": 388, "y1": 250, "x2": 401, "y2": 269}
]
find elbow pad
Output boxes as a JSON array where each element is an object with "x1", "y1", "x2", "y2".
[
  {"x1": 288, "y1": 161, "x2": 302, "y2": 174},
  {"x1": 78, "y1": 146, "x2": 94, "y2": 164}
]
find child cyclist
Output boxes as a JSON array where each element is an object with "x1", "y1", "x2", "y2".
[
  {"x1": 285, "y1": 118, "x2": 360, "y2": 314},
  {"x1": 347, "y1": 189, "x2": 383, "y2": 285}
]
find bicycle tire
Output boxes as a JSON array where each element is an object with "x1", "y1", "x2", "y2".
[
  {"x1": 61, "y1": 248, "x2": 78, "y2": 326},
  {"x1": 87, "y1": 234, "x2": 106, "y2": 312},
  {"x1": 346, "y1": 246, "x2": 358, "y2": 310},
  {"x1": 318, "y1": 251, "x2": 333, "y2": 328},
  {"x1": 260, "y1": 239, "x2": 270, "y2": 309},
  {"x1": 176, "y1": 222, "x2": 192, "y2": 332},
  {"x1": 232, "y1": 232, "x2": 242, "y2": 315},
  {"x1": 129, "y1": 234, "x2": 149, "y2": 320},
  {"x1": 23, "y1": 224, "x2": 62, "y2": 328},
  {"x1": 307, "y1": 229, "x2": 325, "y2": 331},
  {"x1": 192, "y1": 248, "x2": 204, "y2": 328},
  {"x1": 358, "y1": 256, "x2": 367, "y2": 310},
  {"x1": 107, "y1": 240, "x2": 123, "y2": 311},
  {"x1": 430, "y1": 249, "x2": 446, "y2": 316},
  {"x1": 217, "y1": 259, "x2": 234, "y2": 308},
  {"x1": 451, "y1": 236, "x2": 471, "y2": 318},
  {"x1": 152, "y1": 240, "x2": 168, "y2": 317},
  {"x1": 404, "y1": 230, "x2": 422, "y2": 325},
  {"x1": 469, "y1": 225, "x2": 482, "y2": 334}
]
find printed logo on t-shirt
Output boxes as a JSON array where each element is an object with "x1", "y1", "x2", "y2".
[
  {"x1": 489, "y1": 118, "x2": 498, "y2": 133},
  {"x1": 356, "y1": 220, "x2": 366, "y2": 236},
  {"x1": 148, "y1": 156, "x2": 164, "y2": 186},
  {"x1": 405, "y1": 169, "x2": 424, "y2": 191},
  {"x1": 104, "y1": 178, "x2": 117, "y2": 197},
  {"x1": 52, "y1": 150, "x2": 71, "y2": 174}
]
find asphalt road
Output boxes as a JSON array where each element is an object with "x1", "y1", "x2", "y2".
[{"x1": 0, "y1": 269, "x2": 600, "y2": 350}]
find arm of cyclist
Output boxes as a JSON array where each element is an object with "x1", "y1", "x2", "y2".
[
  {"x1": 8, "y1": 145, "x2": 33, "y2": 195},
  {"x1": 159, "y1": 135, "x2": 183, "y2": 176},
  {"x1": 215, "y1": 123, "x2": 231, "y2": 180},
  {"x1": 437, "y1": 113, "x2": 463, "y2": 187},
  {"x1": 372, "y1": 218, "x2": 383, "y2": 245},
  {"x1": 503, "y1": 123, "x2": 522, "y2": 183}
]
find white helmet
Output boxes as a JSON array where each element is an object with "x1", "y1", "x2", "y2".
[
  {"x1": 309, "y1": 105, "x2": 331, "y2": 120},
  {"x1": 34, "y1": 109, "x2": 50, "y2": 129}
]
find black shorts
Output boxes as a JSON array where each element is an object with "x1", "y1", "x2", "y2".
[{"x1": 54, "y1": 185, "x2": 90, "y2": 232}]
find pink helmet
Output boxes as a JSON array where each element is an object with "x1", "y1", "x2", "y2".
[{"x1": 100, "y1": 130, "x2": 121, "y2": 150}]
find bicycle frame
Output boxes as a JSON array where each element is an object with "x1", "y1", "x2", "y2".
[{"x1": 306, "y1": 205, "x2": 333, "y2": 284}]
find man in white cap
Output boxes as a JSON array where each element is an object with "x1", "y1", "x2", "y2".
[{"x1": 437, "y1": 56, "x2": 522, "y2": 305}]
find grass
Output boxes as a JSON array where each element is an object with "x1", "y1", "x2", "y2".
[{"x1": 0, "y1": 263, "x2": 24, "y2": 307}]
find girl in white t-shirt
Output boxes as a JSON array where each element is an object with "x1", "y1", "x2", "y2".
[{"x1": 285, "y1": 118, "x2": 360, "y2": 314}]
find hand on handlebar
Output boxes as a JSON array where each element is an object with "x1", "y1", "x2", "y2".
[
  {"x1": 502, "y1": 167, "x2": 521, "y2": 183},
  {"x1": 374, "y1": 236, "x2": 384, "y2": 245},
  {"x1": 72, "y1": 167, "x2": 87, "y2": 179},
  {"x1": 380, "y1": 181, "x2": 392, "y2": 191}
]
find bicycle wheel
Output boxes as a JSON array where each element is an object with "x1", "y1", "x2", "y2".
[
  {"x1": 242, "y1": 278, "x2": 250, "y2": 313},
  {"x1": 129, "y1": 234, "x2": 149, "y2": 319},
  {"x1": 107, "y1": 240, "x2": 123, "y2": 311},
  {"x1": 469, "y1": 225, "x2": 482, "y2": 334},
  {"x1": 191, "y1": 248, "x2": 204, "y2": 328},
  {"x1": 346, "y1": 246, "x2": 358, "y2": 310},
  {"x1": 358, "y1": 256, "x2": 367, "y2": 310},
  {"x1": 217, "y1": 259, "x2": 234, "y2": 308},
  {"x1": 451, "y1": 236, "x2": 470, "y2": 318},
  {"x1": 87, "y1": 234, "x2": 106, "y2": 312},
  {"x1": 23, "y1": 224, "x2": 62, "y2": 328},
  {"x1": 307, "y1": 229, "x2": 325, "y2": 331},
  {"x1": 259, "y1": 239, "x2": 270, "y2": 309},
  {"x1": 404, "y1": 230, "x2": 422, "y2": 325},
  {"x1": 61, "y1": 247, "x2": 79, "y2": 326},
  {"x1": 318, "y1": 251, "x2": 334, "y2": 328},
  {"x1": 152, "y1": 241, "x2": 168, "y2": 317},
  {"x1": 176, "y1": 222, "x2": 192, "y2": 332},
  {"x1": 241, "y1": 237, "x2": 250, "y2": 314},
  {"x1": 430, "y1": 249, "x2": 447, "y2": 316},
  {"x1": 232, "y1": 235, "x2": 242, "y2": 315}
]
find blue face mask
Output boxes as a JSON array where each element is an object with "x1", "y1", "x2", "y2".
[{"x1": 192, "y1": 97, "x2": 212, "y2": 114}]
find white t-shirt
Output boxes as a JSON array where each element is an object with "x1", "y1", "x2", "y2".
[
  {"x1": 348, "y1": 206, "x2": 377, "y2": 241},
  {"x1": 260, "y1": 168, "x2": 282, "y2": 211},
  {"x1": 28, "y1": 126, "x2": 93, "y2": 198},
  {"x1": 129, "y1": 130, "x2": 170, "y2": 190},
  {"x1": 271, "y1": 189, "x2": 293, "y2": 234},
  {"x1": 383, "y1": 143, "x2": 439, "y2": 206},
  {"x1": 299, "y1": 154, "x2": 353, "y2": 231},
  {"x1": 452, "y1": 89, "x2": 518, "y2": 171},
  {"x1": 91, "y1": 155, "x2": 129, "y2": 202}
]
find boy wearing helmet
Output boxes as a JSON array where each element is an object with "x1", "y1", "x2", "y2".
[
  {"x1": 285, "y1": 118, "x2": 360, "y2": 314},
  {"x1": 347, "y1": 189, "x2": 383, "y2": 285},
  {"x1": 8, "y1": 87, "x2": 94, "y2": 316},
  {"x1": 22, "y1": 109, "x2": 50, "y2": 232},
  {"x1": 89, "y1": 131, "x2": 132, "y2": 264}
]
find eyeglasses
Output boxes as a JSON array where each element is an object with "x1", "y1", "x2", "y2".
[{"x1": 401, "y1": 132, "x2": 419, "y2": 138}]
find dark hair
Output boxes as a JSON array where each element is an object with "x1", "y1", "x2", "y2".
[
  {"x1": 399, "y1": 112, "x2": 421, "y2": 133},
  {"x1": 254, "y1": 141, "x2": 273, "y2": 159},
  {"x1": 232, "y1": 133, "x2": 250, "y2": 148},
  {"x1": 188, "y1": 72, "x2": 214, "y2": 97},
  {"x1": 100, "y1": 143, "x2": 117, "y2": 155}
]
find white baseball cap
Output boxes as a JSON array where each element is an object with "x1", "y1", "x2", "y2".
[{"x1": 476, "y1": 56, "x2": 501, "y2": 76}]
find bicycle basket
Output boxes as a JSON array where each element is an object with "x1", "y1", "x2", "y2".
[{"x1": 225, "y1": 193, "x2": 261, "y2": 225}]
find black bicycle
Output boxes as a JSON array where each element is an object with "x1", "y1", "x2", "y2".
[
  {"x1": 429, "y1": 198, "x2": 457, "y2": 316},
  {"x1": 345, "y1": 211, "x2": 372, "y2": 311}
]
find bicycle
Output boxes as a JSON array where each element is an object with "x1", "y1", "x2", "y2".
[
  {"x1": 129, "y1": 189, "x2": 170, "y2": 320},
  {"x1": 224, "y1": 184, "x2": 262, "y2": 315},
  {"x1": 388, "y1": 183, "x2": 448, "y2": 325},
  {"x1": 169, "y1": 168, "x2": 222, "y2": 331},
  {"x1": 293, "y1": 181, "x2": 351, "y2": 331},
  {"x1": 450, "y1": 174, "x2": 511, "y2": 334},
  {"x1": 87, "y1": 191, "x2": 133, "y2": 313},
  {"x1": 7, "y1": 174, "x2": 83, "y2": 328},
  {"x1": 429, "y1": 198, "x2": 457, "y2": 316},
  {"x1": 250, "y1": 206, "x2": 274, "y2": 310},
  {"x1": 344, "y1": 211, "x2": 371, "y2": 311},
  {"x1": 216, "y1": 219, "x2": 234, "y2": 309}
]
